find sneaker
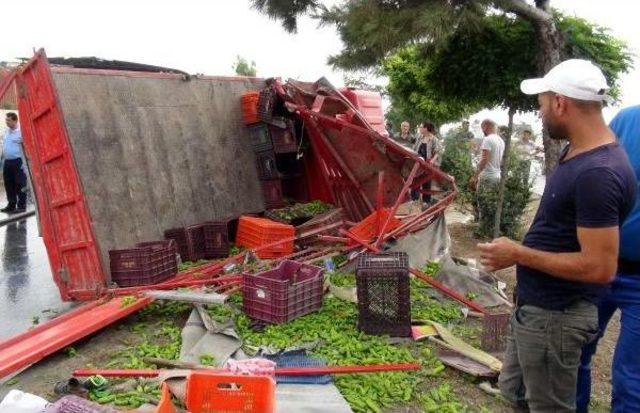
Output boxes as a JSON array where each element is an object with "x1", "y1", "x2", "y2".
[
  {"x1": 12, "y1": 208, "x2": 26, "y2": 214},
  {"x1": 0, "y1": 206, "x2": 15, "y2": 213}
]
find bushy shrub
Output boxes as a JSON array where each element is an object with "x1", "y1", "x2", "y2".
[
  {"x1": 475, "y1": 150, "x2": 532, "y2": 239},
  {"x1": 440, "y1": 130, "x2": 474, "y2": 204}
]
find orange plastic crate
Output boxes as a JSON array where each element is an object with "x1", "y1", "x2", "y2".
[
  {"x1": 236, "y1": 216, "x2": 294, "y2": 259},
  {"x1": 241, "y1": 92, "x2": 260, "y2": 125},
  {"x1": 347, "y1": 209, "x2": 402, "y2": 245},
  {"x1": 186, "y1": 372, "x2": 275, "y2": 413}
]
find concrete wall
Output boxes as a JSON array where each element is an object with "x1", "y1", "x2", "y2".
[{"x1": 52, "y1": 72, "x2": 266, "y2": 276}]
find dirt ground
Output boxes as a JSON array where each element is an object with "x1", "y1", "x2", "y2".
[{"x1": 0, "y1": 202, "x2": 619, "y2": 412}]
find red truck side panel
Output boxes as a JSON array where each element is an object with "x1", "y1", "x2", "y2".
[{"x1": 17, "y1": 50, "x2": 105, "y2": 300}]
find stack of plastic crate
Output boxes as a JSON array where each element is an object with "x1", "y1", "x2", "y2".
[{"x1": 235, "y1": 216, "x2": 294, "y2": 259}]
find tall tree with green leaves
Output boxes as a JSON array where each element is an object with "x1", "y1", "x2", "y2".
[
  {"x1": 382, "y1": 13, "x2": 630, "y2": 236},
  {"x1": 251, "y1": 0, "x2": 631, "y2": 237},
  {"x1": 251, "y1": 0, "x2": 631, "y2": 175},
  {"x1": 233, "y1": 55, "x2": 257, "y2": 77}
]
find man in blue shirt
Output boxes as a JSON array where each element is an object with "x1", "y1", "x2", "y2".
[
  {"x1": 2, "y1": 112, "x2": 27, "y2": 213},
  {"x1": 576, "y1": 105, "x2": 640, "y2": 413},
  {"x1": 477, "y1": 60, "x2": 637, "y2": 412}
]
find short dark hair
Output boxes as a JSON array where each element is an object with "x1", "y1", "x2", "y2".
[
  {"x1": 6, "y1": 112, "x2": 17, "y2": 121},
  {"x1": 420, "y1": 121, "x2": 436, "y2": 133}
]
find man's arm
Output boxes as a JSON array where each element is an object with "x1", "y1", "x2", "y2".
[
  {"x1": 469, "y1": 149, "x2": 489, "y2": 188},
  {"x1": 478, "y1": 226, "x2": 619, "y2": 284},
  {"x1": 479, "y1": 167, "x2": 627, "y2": 284},
  {"x1": 474, "y1": 150, "x2": 489, "y2": 177}
]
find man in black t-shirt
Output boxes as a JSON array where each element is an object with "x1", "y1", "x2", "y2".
[{"x1": 477, "y1": 59, "x2": 637, "y2": 412}]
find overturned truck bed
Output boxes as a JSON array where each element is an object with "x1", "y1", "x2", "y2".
[
  {"x1": 0, "y1": 50, "x2": 460, "y2": 379},
  {"x1": 14, "y1": 50, "x2": 457, "y2": 302}
]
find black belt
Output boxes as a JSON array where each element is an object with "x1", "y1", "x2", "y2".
[{"x1": 619, "y1": 258, "x2": 640, "y2": 275}]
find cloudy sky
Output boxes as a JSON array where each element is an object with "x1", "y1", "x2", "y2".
[{"x1": 3, "y1": 0, "x2": 637, "y2": 126}]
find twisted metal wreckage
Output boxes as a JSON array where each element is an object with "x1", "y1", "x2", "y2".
[{"x1": 0, "y1": 50, "x2": 499, "y2": 380}]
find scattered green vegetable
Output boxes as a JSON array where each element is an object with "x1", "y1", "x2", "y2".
[
  {"x1": 229, "y1": 244, "x2": 244, "y2": 256},
  {"x1": 330, "y1": 271, "x2": 356, "y2": 288},
  {"x1": 5, "y1": 379, "x2": 19, "y2": 386},
  {"x1": 178, "y1": 259, "x2": 212, "y2": 272},
  {"x1": 206, "y1": 303, "x2": 235, "y2": 323},
  {"x1": 120, "y1": 296, "x2": 137, "y2": 308},
  {"x1": 420, "y1": 261, "x2": 440, "y2": 277},
  {"x1": 270, "y1": 201, "x2": 333, "y2": 222},
  {"x1": 199, "y1": 354, "x2": 216, "y2": 366},
  {"x1": 63, "y1": 347, "x2": 77, "y2": 357}
]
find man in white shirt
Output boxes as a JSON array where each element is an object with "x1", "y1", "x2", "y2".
[{"x1": 469, "y1": 119, "x2": 505, "y2": 188}]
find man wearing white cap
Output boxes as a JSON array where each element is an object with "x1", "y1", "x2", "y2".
[{"x1": 477, "y1": 59, "x2": 637, "y2": 412}]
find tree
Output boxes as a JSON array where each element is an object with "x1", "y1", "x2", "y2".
[
  {"x1": 251, "y1": 0, "x2": 631, "y2": 236},
  {"x1": 250, "y1": 0, "x2": 631, "y2": 174},
  {"x1": 233, "y1": 55, "x2": 257, "y2": 77},
  {"x1": 386, "y1": 13, "x2": 629, "y2": 236}
]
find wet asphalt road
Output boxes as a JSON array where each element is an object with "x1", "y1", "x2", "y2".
[{"x1": 0, "y1": 215, "x2": 71, "y2": 340}]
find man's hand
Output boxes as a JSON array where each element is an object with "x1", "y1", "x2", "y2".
[{"x1": 477, "y1": 237, "x2": 521, "y2": 272}]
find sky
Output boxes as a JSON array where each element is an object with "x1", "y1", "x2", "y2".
[{"x1": 2, "y1": 0, "x2": 638, "y2": 130}]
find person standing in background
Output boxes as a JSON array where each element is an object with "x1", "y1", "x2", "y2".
[
  {"x1": 395, "y1": 120, "x2": 416, "y2": 148},
  {"x1": 2, "y1": 112, "x2": 27, "y2": 214},
  {"x1": 412, "y1": 122, "x2": 441, "y2": 207}
]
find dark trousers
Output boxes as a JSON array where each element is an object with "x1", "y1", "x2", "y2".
[
  {"x1": 499, "y1": 300, "x2": 598, "y2": 412},
  {"x1": 3, "y1": 158, "x2": 27, "y2": 210},
  {"x1": 411, "y1": 180, "x2": 432, "y2": 204}
]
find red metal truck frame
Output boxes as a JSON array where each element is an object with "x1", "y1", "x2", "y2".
[{"x1": 17, "y1": 50, "x2": 106, "y2": 301}]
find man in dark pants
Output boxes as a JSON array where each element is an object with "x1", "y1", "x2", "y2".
[
  {"x1": 2, "y1": 112, "x2": 27, "y2": 213},
  {"x1": 576, "y1": 105, "x2": 640, "y2": 413},
  {"x1": 477, "y1": 59, "x2": 637, "y2": 412}
]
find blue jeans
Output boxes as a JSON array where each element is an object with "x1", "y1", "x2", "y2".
[{"x1": 577, "y1": 273, "x2": 640, "y2": 413}]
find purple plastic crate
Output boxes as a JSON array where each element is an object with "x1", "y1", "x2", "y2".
[
  {"x1": 269, "y1": 120, "x2": 297, "y2": 154},
  {"x1": 261, "y1": 179, "x2": 285, "y2": 209},
  {"x1": 255, "y1": 149, "x2": 278, "y2": 180},
  {"x1": 243, "y1": 260, "x2": 324, "y2": 324},
  {"x1": 202, "y1": 219, "x2": 236, "y2": 259},
  {"x1": 356, "y1": 252, "x2": 411, "y2": 337},
  {"x1": 247, "y1": 123, "x2": 273, "y2": 153},
  {"x1": 164, "y1": 224, "x2": 206, "y2": 262},
  {"x1": 109, "y1": 240, "x2": 177, "y2": 287},
  {"x1": 257, "y1": 86, "x2": 278, "y2": 122}
]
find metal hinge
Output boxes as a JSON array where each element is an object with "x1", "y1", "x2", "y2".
[{"x1": 59, "y1": 267, "x2": 69, "y2": 284}]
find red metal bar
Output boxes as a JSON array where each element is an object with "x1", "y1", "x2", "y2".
[
  {"x1": 275, "y1": 362, "x2": 421, "y2": 375},
  {"x1": 304, "y1": 116, "x2": 374, "y2": 213},
  {"x1": 73, "y1": 362, "x2": 421, "y2": 378},
  {"x1": 410, "y1": 268, "x2": 486, "y2": 314},
  {"x1": 295, "y1": 106, "x2": 455, "y2": 187},
  {"x1": 385, "y1": 191, "x2": 457, "y2": 240},
  {"x1": 0, "y1": 296, "x2": 152, "y2": 379},
  {"x1": 340, "y1": 229, "x2": 380, "y2": 253},
  {"x1": 376, "y1": 171, "x2": 385, "y2": 235},
  {"x1": 374, "y1": 162, "x2": 420, "y2": 249},
  {"x1": 317, "y1": 235, "x2": 349, "y2": 243}
]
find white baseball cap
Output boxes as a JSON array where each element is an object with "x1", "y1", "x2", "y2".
[{"x1": 520, "y1": 59, "x2": 611, "y2": 102}]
